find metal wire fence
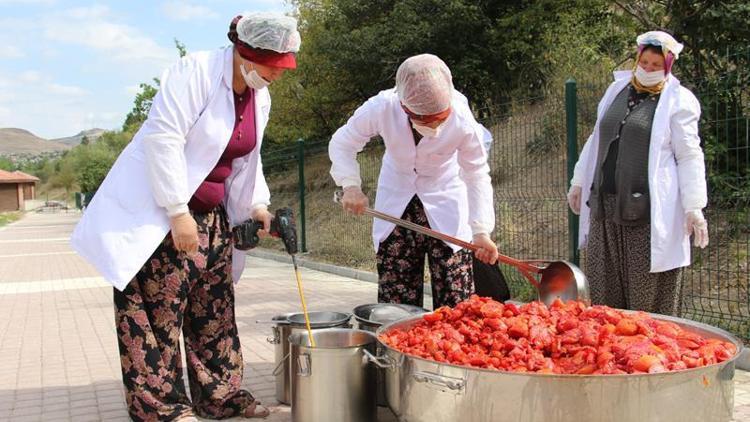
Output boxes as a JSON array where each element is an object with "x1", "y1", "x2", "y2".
[{"x1": 260, "y1": 49, "x2": 749, "y2": 342}]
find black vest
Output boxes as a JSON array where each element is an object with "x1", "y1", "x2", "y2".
[{"x1": 589, "y1": 86, "x2": 659, "y2": 225}]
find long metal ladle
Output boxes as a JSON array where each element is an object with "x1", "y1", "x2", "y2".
[{"x1": 334, "y1": 190, "x2": 590, "y2": 305}]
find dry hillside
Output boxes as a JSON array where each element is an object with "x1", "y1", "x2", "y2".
[{"x1": 0, "y1": 128, "x2": 71, "y2": 155}]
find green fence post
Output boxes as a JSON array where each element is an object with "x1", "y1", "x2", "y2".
[
  {"x1": 297, "y1": 138, "x2": 307, "y2": 253},
  {"x1": 565, "y1": 79, "x2": 580, "y2": 265}
]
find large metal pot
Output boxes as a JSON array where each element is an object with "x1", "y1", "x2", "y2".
[
  {"x1": 373, "y1": 314, "x2": 743, "y2": 422},
  {"x1": 265, "y1": 311, "x2": 351, "y2": 404},
  {"x1": 290, "y1": 328, "x2": 377, "y2": 422},
  {"x1": 353, "y1": 303, "x2": 428, "y2": 332},
  {"x1": 353, "y1": 303, "x2": 427, "y2": 407}
]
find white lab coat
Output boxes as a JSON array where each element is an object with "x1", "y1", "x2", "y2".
[
  {"x1": 71, "y1": 47, "x2": 271, "y2": 291},
  {"x1": 572, "y1": 71, "x2": 707, "y2": 272},
  {"x1": 329, "y1": 88, "x2": 495, "y2": 252}
]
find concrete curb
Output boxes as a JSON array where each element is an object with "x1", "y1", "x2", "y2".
[{"x1": 246, "y1": 248, "x2": 379, "y2": 283}]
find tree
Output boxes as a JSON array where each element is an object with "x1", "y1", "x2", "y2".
[
  {"x1": 0, "y1": 157, "x2": 14, "y2": 171},
  {"x1": 122, "y1": 79, "x2": 159, "y2": 132},
  {"x1": 175, "y1": 38, "x2": 187, "y2": 58},
  {"x1": 122, "y1": 39, "x2": 189, "y2": 132},
  {"x1": 264, "y1": 0, "x2": 630, "y2": 147}
]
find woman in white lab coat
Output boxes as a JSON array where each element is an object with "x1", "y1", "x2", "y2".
[
  {"x1": 567, "y1": 31, "x2": 709, "y2": 316},
  {"x1": 329, "y1": 54, "x2": 499, "y2": 309},
  {"x1": 71, "y1": 13, "x2": 300, "y2": 421}
]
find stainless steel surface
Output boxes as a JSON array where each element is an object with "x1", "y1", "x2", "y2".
[
  {"x1": 376, "y1": 314, "x2": 743, "y2": 422},
  {"x1": 537, "y1": 260, "x2": 590, "y2": 306},
  {"x1": 354, "y1": 303, "x2": 428, "y2": 407},
  {"x1": 287, "y1": 311, "x2": 352, "y2": 328},
  {"x1": 334, "y1": 190, "x2": 589, "y2": 304},
  {"x1": 264, "y1": 312, "x2": 351, "y2": 404},
  {"x1": 353, "y1": 303, "x2": 428, "y2": 332},
  {"x1": 290, "y1": 329, "x2": 377, "y2": 422}
]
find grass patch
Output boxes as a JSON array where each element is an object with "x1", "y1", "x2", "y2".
[{"x1": 0, "y1": 212, "x2": 22, "y2": 228}]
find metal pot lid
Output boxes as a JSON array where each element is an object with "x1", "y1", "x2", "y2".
[
  {"x1": 286, "y1": 311, "x2": 351, "y2": 328},
  {"x1": 353, "y1": 303, "x2": 428, "y2": 326}
]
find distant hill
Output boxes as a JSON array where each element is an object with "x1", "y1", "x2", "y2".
[
  {"x1": 51, "y1": 128, "x2": 107, "y2": 147},
  {"x1": 0, "y1": 128, "x2": 71, "y2": 155}
]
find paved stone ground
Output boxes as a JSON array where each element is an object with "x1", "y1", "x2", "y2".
[{"x1": 0, "y1": 211, "x2": 747, "y2": 422}]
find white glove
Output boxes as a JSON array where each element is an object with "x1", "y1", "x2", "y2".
[
  {"x1": 685, "y1": 209, "x2": 709, "y2": 249},
  {"x1": 567, "y1": 185, "x2": 582, "y2": 215}
]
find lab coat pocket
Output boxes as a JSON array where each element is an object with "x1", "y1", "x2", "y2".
[{"x1": 111, "y1": 152, "x2": 153, "y2": 213}]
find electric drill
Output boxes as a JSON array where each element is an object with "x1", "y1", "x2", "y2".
[{"x1": 232, "y1": 207, "x2": 298, "y2": 254}]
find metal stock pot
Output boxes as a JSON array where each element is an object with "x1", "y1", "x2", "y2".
[
  {"x1": 290, "y1": 329, "x2": 377, "y2": 422},
  {"x1": 371, "y1": 314, "x2": 743, "y2": 422},
  {"x1": 353, "y1": 303, "x2": 428, "y2": 332},
  {"x1": 353, "y1": 303, "x2": 428, "y2": 407},
  {"x1": 263, "y1": 311, "x2": 351, "y2": 404}
]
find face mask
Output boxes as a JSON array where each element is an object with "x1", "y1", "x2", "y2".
[
  {"x1": 240, "y1": 63, "x2": 270, "y2": 90},
  {"x1": 412, "y1": 121, "x2": 443, "y2": 138},
  {"x1": 634, "y1": 65, "x2": 665, "y2": 87}
]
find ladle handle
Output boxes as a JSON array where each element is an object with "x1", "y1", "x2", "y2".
[{"x1": 335, "y1": 190, "x2": 542, "y2": 288}]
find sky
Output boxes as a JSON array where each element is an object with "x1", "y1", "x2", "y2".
[{"x1": 0, "y1": 0, "x2": 292, "y2": 139}]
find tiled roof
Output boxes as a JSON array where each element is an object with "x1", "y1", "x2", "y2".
[{"x1": 0, "y1": 169, "x2": 40, "y2": 183}]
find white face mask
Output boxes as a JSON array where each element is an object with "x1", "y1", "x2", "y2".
[
  {"x1": 634, "y1": 65, "x2": 665, "y2": 87},
  {"x1": 240, "y1": 63, "x2": 270, "y2": 90},
  {"x1": 411, "y1": 121, "x2": 443, "y2": 138}
]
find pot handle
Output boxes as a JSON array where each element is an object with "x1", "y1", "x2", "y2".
[
  {"x1": 412, "y1": 371, "x2": 466, "y2": 394},
  {"x1": 267, "y1": 326, "x2": 281, "y2": 344},
  {"x1": 297, "y1": 353, "x2": 312, "y2": 377},
  {"x1": 362, "y1": 349, "x2": 396, "y2": 369},
  {"x1": 272, "y1": 351, "x2": 290, "y2": 376}
]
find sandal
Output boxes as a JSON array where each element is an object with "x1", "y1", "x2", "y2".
[{"x1": 243, "y1": 400, "x2": 271, "y2": 419}]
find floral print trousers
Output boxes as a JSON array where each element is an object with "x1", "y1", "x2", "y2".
[
  {"x1": 113, "y1": 206, "x2": 258, "y2": 421},
  {"x1": 377, "y1": 196, "x2": 474, "y2": 309}
]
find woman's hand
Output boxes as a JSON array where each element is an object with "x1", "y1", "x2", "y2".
[
  {"x1": 567, "y1": 185, "x2": 582, "y2": 215},
  {"x1": 170, "y1": 213, "x2": 199, "y2": 254},
  {"x1": 252, "y1": 206, "x2": 274, "y2": 238},
  {"x1": 342, "y1": 186, "x2": 369, "y2": 215},
  {"x1": 685, "y1": 209, "x2": 709, "y2": 248},
  {"x1": 473, "y1": 233, "x2": 499, "y2": 265}
]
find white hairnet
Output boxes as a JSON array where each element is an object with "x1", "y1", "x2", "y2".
[
  {"x1": 395, "y1": 54, "x2": 453, "y2": 115},
  {"x1": 237, "y1": 12, "x2": 300, "y2": 53},
  {"x1": 637, "y1": 31, "x2": 683, "y2": 59}
]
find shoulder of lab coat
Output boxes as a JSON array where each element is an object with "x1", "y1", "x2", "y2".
[
  {"x1": 328, "y1": 89, "x2": 390, "y2": 187},
  {"x1": 140, "y1": 49, "x2": 228, "y2": 216},
  {"x1": 451, "y1": 90, "x2": 495, "y2": 234},
  {"x1": 668, "y1": 83, "x2": 707, "y2": 211}
]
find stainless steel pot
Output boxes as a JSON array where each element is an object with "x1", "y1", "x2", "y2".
[
  {"x1": 353, "y1": 303, "x2": 428, "y2": 332},
  {"x1": 372, "y1": 314, "x2": 743, "y2": 422},
  {"x1": 264, "y1": 311, "x2": 351, "y2": 404},
  {"x1": 290, "y1": 328, "x2": 377, "y2": 422},
  {"x1": 353, "y1": 303, "x2": 427, "y2": 407}
]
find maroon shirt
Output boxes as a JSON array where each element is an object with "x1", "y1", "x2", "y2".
[{"x1": 188, "y1": 88, "x2": 257, "y2": 212}]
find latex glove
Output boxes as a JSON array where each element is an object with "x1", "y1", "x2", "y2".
[
  {"x1": 170, "y1": 213, "x2": 198, "y2": 254},
  {"x1": 685, "y1": 209, "x2": 709, "y2": 248},
  {"x1": 341, "y1": 186, "x2": 369, "y2": 215},
  {"x1": 473, "y1": 233, "x2": 499, "y2": 265},
  {"x1": 252, "y1": 205, "x2": 274, "y2": 238},
  {"x1": 567, "y1": 185, "x2": 582, "y2": 215}
]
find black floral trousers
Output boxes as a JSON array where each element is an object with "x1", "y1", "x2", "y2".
[
  {"x1": 113, "y1": 206, "x2": 257, "y2": 421},
  {"x1": 377, "y1": 196, "x2": 474, "y2": 309}
]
